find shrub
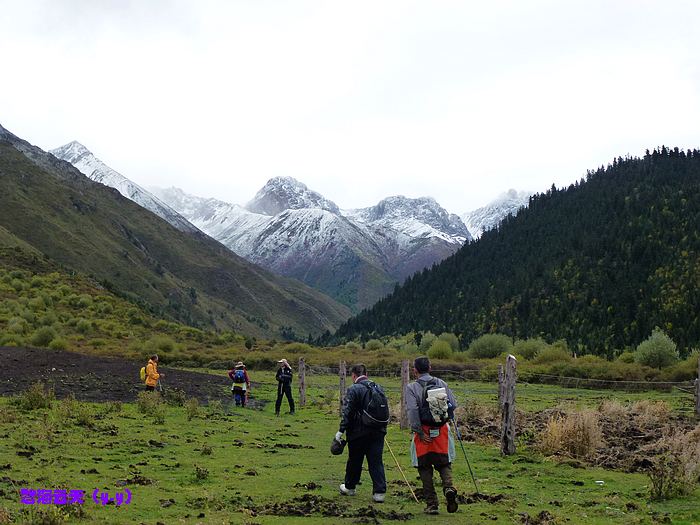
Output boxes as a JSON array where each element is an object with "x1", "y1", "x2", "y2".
[
  {"x1": 283, "y1": 342, "x2": 311, "y2": 354},
  {"x1": 7, "y1": 316, "x2": 28, "y2": 334},
  {"x1": 617, "y1": 351, "x2": 636, "y2": 363},
  {"x1": 72, "y1": 403, "x2": 94, "y2": 428},
  {"x1": 345, "y1": 341, "x2": 361, "y2": 351},
  {"x1": 533, "y1": 345, "x2": 572, "y2": 364},
  {"x1": 400, "y1": 343, "x2": 419, "y2": 355},
  {"x1": 538, "y1": 409, "x2": 603, "y2": 459},
  {"x1": 76, "y1": 319, "x2": 92, "y2": 334},
  {"x1": 137, "y1": 391, "x2": 165, "y2": 423},
  {"x1": 30, "y1": 327, "x2": 56, "y2": 348},
  {"x1": 165, "y1": 388, "x2": 188, "y2": 407},
  {"x1": 201, "y1": 444, "x2": 213, "y2": 456},
  {"x1": 207, "y1": 399, "x2": 224, "y2": 417},
  {"x1": 185, "y1": 398, "x2": 200, "y2": 421},
  {"x1": 635, "y1": 328, "x2": 678, "y2": 368},
  {"x1": 428, "y1": 340, "x2": 453, "y2": 360},
  {"x1": 365, "y1": 339, "x2": 384, "y2": 351},
  {"x1": 194, "y1": 464, "x2": 209, "y2": 481},
  {"x1": 418, "y1": 332, "x2": 436, "y2": 353},
  {"x1": 48, "y1": 338, "x2": 68, "y2": 351},
  {"x1": 438, "y1": 332, "x2": 460, "y2": 352},
  {"x1": 648, "y1": 428, "x2": 700, "y2": 501},
  {"x1": 467, "y1": 333, "x2": 513, "y2": 359},
  {"x1": 631, "y1": 400, "x2": 670, "y2": 428},
  {"x1": 147, "y1": 335, "x2": 176, "y2": 354},
  {"x1": 16, "y1": 382, "x2": 54, "y2": 411},
  {"x1": 0, "y1": 333, "x2": 24, "y2": 347},
  {"x1": 514, "y1": 338, "x2": 548, "y2": 360}
]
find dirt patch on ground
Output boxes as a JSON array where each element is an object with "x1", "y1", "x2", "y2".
[
  {"x1": 0, "y1": 346, "x2": 255, "y2": 404},
  {"x1": 247, "y1": 494, "x2": 412, "y2": 521}
]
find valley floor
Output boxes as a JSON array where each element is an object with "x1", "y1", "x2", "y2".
[{"x1": 0, "y1": 350, "x2": 698, "y2": 524}]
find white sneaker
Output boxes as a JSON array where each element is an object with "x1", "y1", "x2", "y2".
[
  {"x1": 339, "y1": 483, "x2": 356, "y2": 496},
  {"x1": 372, "y1": 493, "x2": 385, "y2": 503}
]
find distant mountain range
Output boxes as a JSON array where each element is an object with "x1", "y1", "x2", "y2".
[
  {"x1": 51, "y1": 140, "x2": 531, "y2": 312},
  {"x1": 152, "y1": 180, "x2": 470, "y2": 311},
  {"x1": 0, "y1": 125, "x2": 349, "y2": 339}
]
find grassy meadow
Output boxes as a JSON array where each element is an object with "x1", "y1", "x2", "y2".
[{"x1": 0, "y1": 371, "x2": 698, "y2": 524}]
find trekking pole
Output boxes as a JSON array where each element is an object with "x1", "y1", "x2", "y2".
[
  {"x1": 450, "y1": 418, "x2": 480, "y2": 494},
  {"x1": 157, "y1": 379, "x2": 164, "y2": 394},
  {"x1": 384, "y1": 438, "x2": 420, "y2": 504}
]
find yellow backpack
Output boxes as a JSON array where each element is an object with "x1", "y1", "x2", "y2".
[{"x1": 139, "y1": 366, "x2": 147, "y2": 383}]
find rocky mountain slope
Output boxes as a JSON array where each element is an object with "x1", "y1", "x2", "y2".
[
  {"x1": 0, "y1": 124, "x2": 349, "y2": 338},
  {"x1": 50, "y1": 141, "x2": 198, "y2": 233},
  {"x1": 154, "y1": 181, "x2": 471, "y2": 311}
]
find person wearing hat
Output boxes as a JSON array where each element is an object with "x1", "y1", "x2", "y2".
[
  {"x1": 274, "y1": 358, "x2": 295, "y2": 416},
  {"x1": 228, "y1": 361, "x2": 251, "y2": 407}
]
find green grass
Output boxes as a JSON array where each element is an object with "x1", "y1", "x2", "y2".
[{"x1": 0, "y1": 375, "x2": 698, "y2": 524}]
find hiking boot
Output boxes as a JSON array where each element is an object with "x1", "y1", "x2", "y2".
[
  {"x1": 424, "y1": 505, "x2": 439, "y2": 515},
  {"x1": 372, "y1": 493, "x2": 385, "y2": 503},
  {"x1": 339, "y1": 484, "x2": 356, "y2": 496},
  {"x1": 445, "y1": 487, "x2": 458, "y2": 513},
  {"x1": 275, "y1": 411, "x2": 280, "y2": 416}
]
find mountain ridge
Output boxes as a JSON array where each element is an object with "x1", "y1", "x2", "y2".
[{"x1": 0, "y1": 124, "x2": 350, "y2": 339}]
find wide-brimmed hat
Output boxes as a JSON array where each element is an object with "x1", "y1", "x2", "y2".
[
  {"x1": 235, "y1": 361, "x2": 245, "y2": 368},
  {"x1": 330, "y1": 437, "x2": 347, "y2": 455},
  {"x1": 277, "y1": 358, "x2": 290, "y2": 368}
]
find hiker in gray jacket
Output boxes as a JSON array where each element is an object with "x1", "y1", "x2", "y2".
[{"x1": 405, "y1": 356, "x2": 459, "y2": 515}]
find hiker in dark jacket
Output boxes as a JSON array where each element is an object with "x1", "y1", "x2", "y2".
[
  {"x1": 335, "y1": 363, "x2": 387, "y2": 502},
  {"x1": 275, "y1": 358, "x2": 295, "y2": 416},
  {"x1": 405, "y1": 356, "x2": 458, "y2": 515}
]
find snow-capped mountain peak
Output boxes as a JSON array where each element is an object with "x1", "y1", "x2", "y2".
[
  {"x1": 462, "y1": 189, "x2": 530, "y2": 239},
  {"x1": 345, "y1": 195, "x2": 470, "y2": 245},
  {"x1": 245, "y1": 176, "x2": 340, "y2": 215},
  {"x1": 50, "y1": 140, "x2": 90, "y2": 163},
  {"x1": 50, "y1": 142, "x2": 198, "y2": 234}
]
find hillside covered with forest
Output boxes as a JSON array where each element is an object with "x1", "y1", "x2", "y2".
[{"x1": 332, "y1": 147, "x2": 700, "y2": 357}]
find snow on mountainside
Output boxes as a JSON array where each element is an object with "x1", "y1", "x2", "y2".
[
  {"x1": 50, "y1": 142, "x2": 198, "y2": 234},
  {"x1": 462, "y1": 189, "x2": 530, "y2": 239},
  {"x1": 155, "y1": 179, "x2": 470, "y2": 311},
  {"x1": 346, "y1": 196, "x2": 469, "y2": 245},
  {"x1": 246, "y1": 176, "x2": 340, "y2": 215}
]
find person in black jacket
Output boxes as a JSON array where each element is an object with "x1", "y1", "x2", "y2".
[
  {"x1": 275, "y1": 358, "x2": 295, "y2": 416},
  {"x1": 335, "y1": 363, "x2": 387, "y2": 502}
]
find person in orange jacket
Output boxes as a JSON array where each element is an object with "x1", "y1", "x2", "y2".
[{"x1": 145, "y1": 354, "x2": 165, "y2": 391}]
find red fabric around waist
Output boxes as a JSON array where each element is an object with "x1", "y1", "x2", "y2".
[{"x1": 414, "y1": 424, "x2": 449, "y2": 457}]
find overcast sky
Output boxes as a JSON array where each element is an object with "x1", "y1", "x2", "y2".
[{"x1": 1, "y1": 0, "x2": 699, "y2": 213}]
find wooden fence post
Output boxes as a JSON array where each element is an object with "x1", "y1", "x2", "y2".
[
  {"x1": 500, "y1": 354, "x2": 517, "y2": 456},
  {"x1": 498, "y1": 365, "x2": 505, "y2": 410},
  {"x1": 339, "y1": 361, "x2": 347, "y2": 415},
  {"x1": 298, "y1": 357, "x2": 306, "y2": 408},
  {"x1": 695, "y1": 354, "x2": 700, "y2": 419},
  {"x1": 399, "y1": 360, "x2": 410, "y2": 429}
]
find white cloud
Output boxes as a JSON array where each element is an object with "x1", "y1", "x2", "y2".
[{"x1": 1, "y1": 0, "x2": 699, "y2": 213}]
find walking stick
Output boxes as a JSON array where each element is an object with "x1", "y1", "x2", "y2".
[
  {"x1": 384, "y1": 437, "x2": 420, "y2": 504},
  {"x1": 450, "y1": 418, "x2": 480, "y2": 494}
]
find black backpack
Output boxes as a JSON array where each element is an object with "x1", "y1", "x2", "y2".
[
  {"x1": 360, "y1": 381, "x2": 390, "y2": 429},
  {"x1": 418, "y1": 379, "x2": 449, "y2": 427}
]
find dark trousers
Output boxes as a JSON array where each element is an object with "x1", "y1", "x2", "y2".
[
  {"x1": 417, "y1": 463, "x2": 454, "y2": 507},
  {"x1": 344, "y1": 434, "x2": 386, "y2": 494},
  {"x1": 275, "y1": 382, "x2": 294, "y2": 413},
  {"x1": 232, "y1": 388, "x2": 246, "y2": 407},
  {"x1": 145, "y1": 385, "x2": 155, "y2": 392}
]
